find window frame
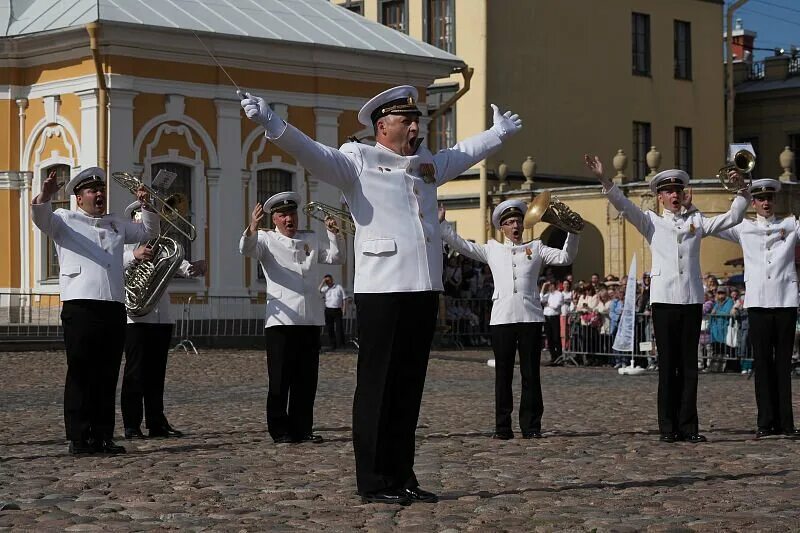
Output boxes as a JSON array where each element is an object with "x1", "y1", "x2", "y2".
[
  {"x1": 632, "y1": 12, "x2": 651, "y2": 77},
  {"x1": 674, "y1": 20, "x2": 692, "y2": 80},
  {"x1": 674, "y1": 126, "x2": 693, "y2": 175},
  {"x1": 379, "y1": 0, "x2": 408, "y2": 34},
  {"x1": 632, "y1": 121, "x2": 652, "y2": 181},
  {"x1": 427, "y1": 83, "x2": 458, "y2": 153},
  {"x1": 43, "y1": 164, "x2": 72, "y2": 280},
  {"x1": 424, "y1": 0, "x2": 456, "y2": 54},
  {"x1": 338, "y1": 0, "x2": 363, "y2": 15}
]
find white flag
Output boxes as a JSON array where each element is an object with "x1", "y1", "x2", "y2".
[{"x1": 612, "y1": 255, "x2": 638, "y2": 352}]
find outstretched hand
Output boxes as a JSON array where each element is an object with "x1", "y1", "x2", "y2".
[
  {"x1": 40, "y1": 169, "x2": 61, "y2": 202},
  {"x1": 490, "y1": 104, "x2": 522, "y2": 139},
  {"x1": 682, "y1": 186, "x2": 693, "y2": 209},
  {"x1": 584, "y1": 154, "x2": 612, "y2": 189},
  {"x1": 249, "y1": 203, "x2": 265, "y2": 234},
  {"x1": 438, "y1": 203, "x2": 446, "y2": 223},
  {"x1": 324, "y1": 215, "x2": 339, "y2": 234}
]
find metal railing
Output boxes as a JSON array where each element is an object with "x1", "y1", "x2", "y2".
[{"x1": 0, "y1": 292, "x2": 63, "y2": 342}]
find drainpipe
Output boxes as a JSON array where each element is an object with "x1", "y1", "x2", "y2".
[
  {"x1": 428, "y1": 65, "x2": 473, "y2": 121},
  {"x1": 86, "y1": 23, "x2": 108, "y2": 174}
]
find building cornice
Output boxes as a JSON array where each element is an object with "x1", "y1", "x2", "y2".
[
  {"x1": 0, "y1": 171, "x2": 23, "y2": 190},
  {"x1": 0, "y1": 23, "x2": 461, "y2": 86}
]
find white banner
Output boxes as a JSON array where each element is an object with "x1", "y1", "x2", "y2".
[{"x1": 612, "y1": 254, "x2": 637, "y2": 352}]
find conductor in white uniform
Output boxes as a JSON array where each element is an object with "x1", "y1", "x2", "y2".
[
  {"x1": 439, "y1": 201, "x2": 578, "y2": 440},
  {"x1": 240, "y1": 191, "x2": 343, "y2": 444},
  {"x1": 241, "y1": 85, "x2": 521, "y2": 504},
  {"x1": 713, "y1": 179, "x2": 800, "y2": 438},
  {"x1": 585, "y1": 155, "x2": 748, "y2": 443},
  {"x1": 31, "y1": 167, "x2": 159, "y2": 455}
]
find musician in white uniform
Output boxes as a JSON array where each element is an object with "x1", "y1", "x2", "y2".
[
  {"x1": 31, "y1": 167, "x2": 159, "y2": 455},
  {"x1": 439, "y1": 201, "x2": 578, "y2": 440},
  {"x1": 240, "y1": 191, "x2": 343, "y2": 445},
  {"x1": 585, "y1": 155, "x2": 748, "y2": 443},
  {"x1": 713, "y1": 179, "x2": 800, "y2": 438},
  {"x1": 241, "y1": 85, "x2": 521, "y2": 505},
  {"x1": 120, "y1": 201, "x2": 207, "y2": 440}
]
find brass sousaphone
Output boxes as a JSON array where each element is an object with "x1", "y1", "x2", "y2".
[{"x1": 523, "y1": 190, "x2": 585, "y2": 234}]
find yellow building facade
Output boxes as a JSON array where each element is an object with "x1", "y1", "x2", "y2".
[
  {"x1": 0, "y1": 1, "x2": 461, "y2": 301},
  {"x1": 344, "y1": 0, "x2": 769, "y2": 282}
]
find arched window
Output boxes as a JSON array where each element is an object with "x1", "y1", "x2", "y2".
[
  {"x1": 151, "y1": 162, "x2": 193, "y2": 260},
  {"x1": 44, "y1": 164, "x2": 71, "y2": 279}
]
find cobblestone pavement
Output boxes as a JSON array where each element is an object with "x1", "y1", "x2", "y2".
[{"x1": 2, "y1": 348, "x2": 800, "y2": 531}]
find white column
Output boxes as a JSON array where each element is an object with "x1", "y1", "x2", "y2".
[
  {"x1": 209, "y1": 97, "x2": 246, "y2": 296},
  {"x1": 106, "y1": 89, "x2": 138, "y2": 214},
  {"x1": 312, "y1": 107, "x2": 349, "y2": 289},
  {"x1": 76, "y1": 90, "x2": 99, "y2": 170},
  {"x1": 16, "y1": 98, "x2": 31, "y2": 292}
]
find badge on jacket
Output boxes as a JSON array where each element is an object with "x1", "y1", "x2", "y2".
[
  {"x1": 420, "y1": 163, "x2": 436, "y2": 183},
  {"x1": 780, "y1": 228, "x2": 786, "y2": 240},
  {"x1": 688, "y1": 223, "x2": 696, "y2": 236},
  {"x1": 303, "y1": 243, "x2": 310, "y2": 256},
  {"x1": 525, "y1": 248, "x2": 532, "y2": 260},
  {"x1": 110, "y1": 222, "x2": 118, "y2": 234}
]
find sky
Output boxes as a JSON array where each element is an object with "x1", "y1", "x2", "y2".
[{"x1": 727, "y1": 0, "x2": 800, "y2": 60}]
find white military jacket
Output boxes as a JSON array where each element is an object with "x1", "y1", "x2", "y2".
[
  {"x1": 606, "y1": 185, "x2": 747, "y2": 305},
  {"x1": 122, "y1": 245, "x2": 194, "y2": 324},
  {"x1": 31, "y1": 202, "x2": 159, "y2": 303},
  {"x1": 270, "y1": 124, "x2": 503, "y2": 293},
  {"x1": 240, "y1": 228, "x2": 343, "y2": 328},
  {"x1": 440, "y1": 221, "x2": 579, "y2": 325},
  {"x1": 716, "y1": 215, "x2": 800, "y2": 308}
]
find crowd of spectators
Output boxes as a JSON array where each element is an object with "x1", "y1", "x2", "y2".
[{"x1": 441, "y1": 250, "x2": 755, "y2": 371}]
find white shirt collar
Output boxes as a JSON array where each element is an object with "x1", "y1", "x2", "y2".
[
  {"x1": 77, "y1": 206, "x2": 104, "y2": 219},
  {"x1": 756, "y1": 214, "x2": 776, "y2": 225}
]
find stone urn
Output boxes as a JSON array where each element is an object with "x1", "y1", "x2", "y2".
[{"x1": 521, "y1": 156, "x2": 536, "y2": 190}]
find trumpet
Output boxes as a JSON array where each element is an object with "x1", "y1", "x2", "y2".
[
  {"x1": 523, "y1": 190, "x2": 584, "y2": 234},
  {"x1": 716, "y1": 149, "x2": 755, "y2": 192},
  {"x1": 111, "y1": 171, "x2": 197, "y2": 241},
  {"x1": 303, "y1": 201, "x2": 357, "y2": 235}
]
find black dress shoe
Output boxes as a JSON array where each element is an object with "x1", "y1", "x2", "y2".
[
  {"x1": 492, "y1": 431, "x2": 514, "y2": 440},
  {"x1": 93, "y1": 439, "x2": 126, "y2": 454},
  {"x1": 683, "y1": 434, "x2": 707, "y2": 443},
  {"x1": 756, "y1": 429, "x2": 773, "y2": 439},
  {"x1": 294, "y1": 434, "x2": 324, "y2": 443},
  {"x1": 68, "y1": 440, "x2": 94, "y2": 455},
  {"x1": 401, "y1": 486, "x2": 439, "y2": 503},
  {"x1": 359, "y1": 490, "x2": 411, "y2": 505},
  {"x1": 148, "y1": 424, "x2": 183, "y2": 438},
  {"x1": 782, "y1": 429, "x2": 800, "y2": 437},
  {"x1": 124, "y1": 427, "x2": 145, "y2": 440},
  {"x1": 659, "y1": 433, "x2": 678, "y2": 443},
  {"x1": 273, "y1": 435, "x2": 294, "y2": 444},
  {"x1": 522, "y1": 431, "x2": 543, "y2": 439}
]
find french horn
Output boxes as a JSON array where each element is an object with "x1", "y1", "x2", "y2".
[
  {"x1": 716, "y1": 149, "x2": 755, "y2": 192},
  {"x1": 303, "y1": 201, "x2": 356, "y2": 235},
  {"x1": 523, "y1": 190, "x2": 584, "y2": 234}
]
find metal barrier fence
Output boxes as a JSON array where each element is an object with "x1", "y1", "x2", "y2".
[{"x1": 0, "y1": 292, "x2": 63, "y2": 344}]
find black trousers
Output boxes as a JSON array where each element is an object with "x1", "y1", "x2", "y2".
[
  {"x1": 324, "y1": 307, "x2": 345, "y2": 349},
  {"x1": 121, "y1": 323, "x2": 173, "y2": 430},
  {"x1": 491, "y1": 322, "x2": 544, "y2": 434},
  {"x1": 543, "y1": 315, "x2": 562, "y2": 360},
  {"x1": 651, "y1": 303, "x2": 702, "y2": 437},
  {"x1": 263, "y1": 325, "x2": 320, "y2": 440},
  {"x1": 60, "y1": 300, "x2": 126, "y2": 442},
  {"x1": 749, "y1": 307, "x2": 797, "y2": 432},
  {"x1": 352, "y1": 291, "x2": 439, "y2": 494}
]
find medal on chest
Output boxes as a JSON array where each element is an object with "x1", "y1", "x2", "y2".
[
  {"x1": 688, "y1": 223, "x2": 695, "y2": 236},
  {"x1": 525, "y1": 248, "x2": 532, "y2": 260},
  {"x1": 303, "y1": 243, "x2": 310, "y2": 256},
  {"x1": 419, "y1": 163, "x2": 436, "y2": 184},
  {"x1": 780, "y1": 228, "x2": 786, "y2": 240}
]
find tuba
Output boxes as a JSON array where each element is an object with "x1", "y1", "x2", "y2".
[
  {"x1": 113, "y1": 171, "x2": 197, "y2": 317},
  {"x1": 523, "y1": 190, "x2": 585, "y2": 234},
  {"x1": 303, "y1": 201, "x2": 357, "y2": 235},
  {"x1": 717, "y1": 148, "x2": 755, "y2": 192}
]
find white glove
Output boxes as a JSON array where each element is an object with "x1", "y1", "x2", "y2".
[
  {"x1": 490, "y1": 103, "x2": 522, "y2": 140},
  {"x1": 240, "y1": 93, "x2": 286, "y2": 138}
]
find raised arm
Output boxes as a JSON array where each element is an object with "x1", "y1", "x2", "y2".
[
  {"x1": 434, "y1": 104, "x2": 521, "y2": 184},
  {"x1": 540, "y1": 233, "x2": 580, "y2": 266},
  {"x1": 31, "y1": 170, "x2": 66, "y2": 238},
  {"x1": 712, "y1": 224, "x2": 742, "y2": 244},
  {"x1": 700, "y1": 193, "x2": 749, "y2": 236},
  {"x1": 239, "y1": 203, "x2": 268, "y2": 260},
  {"x1": 584, "y1": 154, "x2": 654, "y2": 240},
  {"x1": 439, "y1": 220, "x2": 490, "y2": 264},
  {"x1": 317, "y1": 218, "x2": 345, "y2": 265},
  {"x1": 241, "y1": 94, "x2": 359, "y2": 190}
]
